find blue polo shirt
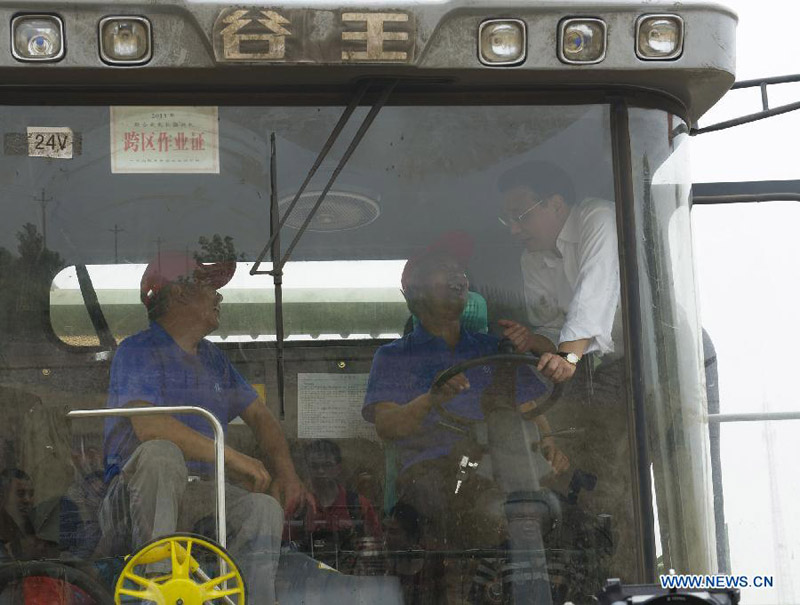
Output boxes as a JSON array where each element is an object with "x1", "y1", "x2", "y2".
[
  {"x1": 363, "y1": 325, "x2": 546, "y2": 472},
  {"x1": 103, "y1": 322, "x2": 257, "y2": 481}
]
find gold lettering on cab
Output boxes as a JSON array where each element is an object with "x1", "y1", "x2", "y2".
[
  {"x1": 341, "y1": 13, "x2": 410, "y2": 62},
  {"x1": 220, "y1": 9, "x2": 291, "y2": 60},
  {"x1": 214, "y1": 8, "x2": 414, "y2": 63}
]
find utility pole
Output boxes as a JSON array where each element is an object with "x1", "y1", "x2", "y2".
[
  {"x1": 109, "y1": 224, "x2": 125, "y2": 263},
  {"x1": 32, "y1": 188, "x2": 52, "y2": 249}
]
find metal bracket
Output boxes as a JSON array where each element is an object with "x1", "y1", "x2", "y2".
[{"x1": 691, "y1": 73, "x2": 800, "y2": 135}]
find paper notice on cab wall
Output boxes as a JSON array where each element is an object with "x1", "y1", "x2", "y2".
[{"x1": 297, "y1": 373, "x2": 378, "y2": 440}]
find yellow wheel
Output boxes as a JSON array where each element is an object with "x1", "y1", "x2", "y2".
[{"x1": 114, "y1": 532, "x2": 246, "y2": 604}]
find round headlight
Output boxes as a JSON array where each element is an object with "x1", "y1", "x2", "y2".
[
  {"x1": 99, "y1": 17, "x2": 152, "y2": 65},
  {"x1": 559, "y1": 18, "x2": 607, "y2": 64},
  {"x1": 479, "y1": 19, "x2": 527, "y2": 66},
  {"x1": 12, "y1": 15, "x2": 65, "y2": 62},
  {"x1": 636, "y1": 15, "x2": 684, "y2": 60}
]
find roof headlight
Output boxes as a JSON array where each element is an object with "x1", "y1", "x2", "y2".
[
  {"x1": 100, "y1": 16, "x2": 152, "y2": 65},
  {"x1": 12, "y1": 14, "x2": 65, "y2": 62},
  {"x1": 478, "y1": 19, "x2": 526, "y2": 66},
  {"x1": 559, "y1": 18, "x2": 607, "y2": 64},
  {"x1": 636, "y1": 15, "x2": 684, "y2": 60}
]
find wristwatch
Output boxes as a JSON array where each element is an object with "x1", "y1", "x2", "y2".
[{"x1": 557, "y1": 351, "x2": 581, "y2": 366}]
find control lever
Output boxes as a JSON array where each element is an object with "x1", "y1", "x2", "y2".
[
  {"x1": 454, "y1": 454, "x2": 480, "y2": 494},
  {"x1": 541, "y1": 427, "x2": 585, "y2": 439},
  {"x1": 436, "y1": 420, "x2": 468, "y2": 436},
  {"x1": 566, "y1": 469, "x2": 597, "y2": 505}
]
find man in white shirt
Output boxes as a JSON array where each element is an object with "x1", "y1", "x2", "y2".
[
  {"x1": 495, "y1": 161, "x2": 637, "y2": 579},
  {"x1": 496, "y1": 161, "x2": 621, "y2": 382}
]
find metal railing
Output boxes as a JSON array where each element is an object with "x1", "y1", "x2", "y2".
[
  {"x1": 691, "y1": 73, "x2": 800, "y2": 135},
  {"x1": 67, "y1": 406, "x2": 228, "y2": 547},
  {"x1": 708, "y1": 411, "x2": 800, "y2": 423}
]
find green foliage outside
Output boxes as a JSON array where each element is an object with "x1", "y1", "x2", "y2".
[{"x1": 0, "y1": 223, "x2": 64, "y2": 339}]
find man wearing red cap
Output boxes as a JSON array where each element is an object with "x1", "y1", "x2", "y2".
[
  {"x1": 100, "y1": 251, "x2": 310, "y2": 604},
  {"x1": 363, "y1": 233, "x2": 569, "y2": 602}
]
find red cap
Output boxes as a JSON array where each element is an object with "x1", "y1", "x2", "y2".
[
  {"x1": 140, "y1": 251, "x2": 236, "y2": 308},
  {"x1": 401, "y1": 231, "x2": 474, "y2": 291}
]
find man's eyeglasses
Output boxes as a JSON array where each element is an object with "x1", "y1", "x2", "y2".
[{"x1": 498, "y1": 199, "x2": 544, "y2": 227}]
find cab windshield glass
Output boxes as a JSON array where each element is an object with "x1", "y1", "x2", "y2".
[{"x1": 0, "y1": 103, "x2": 639, "y2": 604}]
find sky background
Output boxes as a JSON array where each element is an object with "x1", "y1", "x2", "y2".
[{"x1": 691, "y1": 1, "x2": 800, "y2": 602}]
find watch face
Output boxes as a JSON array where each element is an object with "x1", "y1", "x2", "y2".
[{"x1": 562, "y1": 352, "x2": 580, "y2": 365}]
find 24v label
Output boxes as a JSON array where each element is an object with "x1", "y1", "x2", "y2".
[{"x1": 27, "y1": 126, "x2": 73, "y2": 159}]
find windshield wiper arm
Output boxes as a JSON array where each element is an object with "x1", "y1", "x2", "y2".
[
  {"x1": 250, "y1": 80, "x2": 368, "y2": 276},
  {"x1": 267, "y1": 133, "x2": 287, "y2": 419},
  {"x1": 250, "y1": 79, "x2": 397, "y2": 275},
  {"x1": 255, "y1": 80, "x2": 397, "y2": 418}
]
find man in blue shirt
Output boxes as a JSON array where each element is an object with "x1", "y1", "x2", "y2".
[
  {"x1": 363, "y1": 232, "x2": 569, "y2": 602},
  {"x1": 99, "y1": 251, "x2": 311, "y2": 604}
]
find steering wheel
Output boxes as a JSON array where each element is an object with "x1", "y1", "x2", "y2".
[{"x1": 431, "y1": 351, "x2": 564, "y2": 427}]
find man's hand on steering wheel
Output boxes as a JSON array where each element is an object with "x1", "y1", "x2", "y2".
[
  {"x1": 498, "y1": 319, "x2": 540, "y2": 354},
  {"x1": 429, "y1": 372, "x2": 470, "y2": 405},
  {"x1": 537, "y1": 352, "x2": 577, "y2": 384},
  {"x1": 430, "y1": 344, "x2": 565, "y2": 424},
  {"x1": 498, "y1": 320, "x2": 580, "y2": 384}
]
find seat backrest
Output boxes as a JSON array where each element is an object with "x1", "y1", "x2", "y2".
[{"x1": 408, "y1": 291, "x2": 489, "y2": 334}]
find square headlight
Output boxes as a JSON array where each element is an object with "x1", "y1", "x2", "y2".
[
  {"x1": 559, "y1": 18, "x2": 607, "y2": 64},
  {"x1": 636, "y1": 15, "x2": 684, "y2": 60},
  {"x1": 11, "y1": 14, "x2": 65, "y2": 62},
  {"x1": 99, "y1": 16, "x2": 152, "y2": 65},
  {"x1": 479, "y1": 19, "x2": 526, "y2": 66}
]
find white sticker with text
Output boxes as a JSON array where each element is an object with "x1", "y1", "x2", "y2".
[
  {"x1": 110, "y1": 106, "x2": 219, "y2": 174},
  {"x1": 27, "y1": 127, "x2": 73, "y2": 159}
]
